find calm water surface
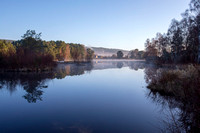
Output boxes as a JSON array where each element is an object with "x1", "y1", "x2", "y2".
[{"x1": 0, "y1": 61, "x2": 172, "y2": 133}]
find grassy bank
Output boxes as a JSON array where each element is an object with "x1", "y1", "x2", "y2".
[
  {"x1": 147, "y1": 65, "x2": 200, "y2": 96},
  {"x1": 146, "y1": 65, "x2": 200, "y2": 132}
]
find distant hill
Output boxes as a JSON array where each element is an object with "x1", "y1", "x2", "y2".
[{"x1": 90, "y1": 47, "x2": 130, "y2": 56}]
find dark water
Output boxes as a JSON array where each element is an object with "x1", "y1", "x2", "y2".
[{"x1": 0, "y1": 61, "x2": 181, "y2": 133}]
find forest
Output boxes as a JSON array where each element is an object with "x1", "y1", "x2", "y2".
[
  {"x1": 0, "y1": 30, "x2": 94, "y2": 70},
  {"x1": 145, "y1": 0, "x2": 200, "y2": 64}
]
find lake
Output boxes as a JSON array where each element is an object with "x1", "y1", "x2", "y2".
[{"x1": 0, "y1": 60, "x2": 181, "y2": 133}]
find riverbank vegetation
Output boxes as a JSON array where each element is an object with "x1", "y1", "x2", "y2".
[
  {"x1": 0, "y1": 30, "x2": 94, "y2": 71},
  {"x1": 145, "y1": 65, "x2": 200, "y2": 132},
  {"x1": 145, "y1": 0, "x2": 200, "y2": 64},
  {"x1": 147, "y1": 65, "x2": 200, "y2": 96},
  {"x1": 144, "y1": 1, "x2": 200, "y2": 130}
]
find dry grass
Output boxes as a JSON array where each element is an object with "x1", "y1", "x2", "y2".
[
  {"x1": 146, "y1": 65, "x2": 200, "y2": 132},
  {"x1": 147, "y1": 65, "x2": 200, "y2": 96}
]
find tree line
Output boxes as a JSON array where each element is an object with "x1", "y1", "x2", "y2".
[
  {"x1": 0, "y1": 30, "x2": 94, "y2": 70},
  {"x1": 145, "y1": 0, "x2": 200, "y2": 64},
  {"x1": 109, "y1": 49, "x2": 145, "y2": 59}
]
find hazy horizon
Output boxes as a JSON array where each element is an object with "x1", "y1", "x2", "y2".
[{"x1": 0, "y1": 0, "x2": 190, "y2": 50}]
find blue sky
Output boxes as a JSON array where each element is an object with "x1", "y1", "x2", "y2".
[{"x1": 0, "y1": 0, "x2": 190, "y2": 50}]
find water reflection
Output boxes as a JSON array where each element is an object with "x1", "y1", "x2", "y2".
[
  {"x1": 145, "y1": 67, "x2": 200, "y2": 133},
  {"x1": 0, "y1": 61, "x2": 145, "y2": 103},
  {"x1": 0, "y1": 72, "x2": 53, "y2": 103},
  {"x1": 93, "y1": 60, "x2": 145, "y2": 70},
  {"x1": 1, "y1": 61, "x2": 198, "y2": 132}
]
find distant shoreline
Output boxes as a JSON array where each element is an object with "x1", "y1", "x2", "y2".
[
  {"x1": 93, "y1": 59, "x2": 146, "y2": 62},
  {"x1": 0, "y1": 59, "x2": 146, "y2": 72},
  {"x1": 56, "y1": 59, "x2": 146, "y2": 63}
]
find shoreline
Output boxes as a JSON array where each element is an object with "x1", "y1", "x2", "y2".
[
  {"x1": 0, "y1": 67, "x2": 54, "y2": 72},
  {"x1": 1, "y1": 59, "x2": 199, "y2": 72}
]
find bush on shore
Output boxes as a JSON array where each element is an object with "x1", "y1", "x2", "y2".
[{"x1": 147, "y1": 65, "x2": 200, "y2": 97}]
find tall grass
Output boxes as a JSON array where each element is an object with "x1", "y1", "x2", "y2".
[
  {"x1": 146, "y1": 65, "x2": 200, "y2": 132},
  {"x1": 147, "y1": 65, "x2": 200, "y2": 97}
]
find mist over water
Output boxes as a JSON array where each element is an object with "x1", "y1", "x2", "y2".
[{"x1": 0, "y1": 61, "x2": 186, "y2": 133}]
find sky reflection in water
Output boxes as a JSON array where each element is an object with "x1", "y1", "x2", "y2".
[{"x1": 0, "y1": 61, "x2": 178, "y2": 133}]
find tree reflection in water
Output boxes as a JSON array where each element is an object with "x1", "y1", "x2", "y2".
[
  {"x1": 116, "y1": 62, "x2": 124, "y2": 68},
  {"x1": 1, "y1": 61, "x2": 199, "y2": 132},
  {"x1": 0, "y1": 61, "x2": 146, "y2": 103},
  {"x1": 0, "y1": 72, "x2": 54, "y2": 103},
  {"x1": 93, "y1": 60, "x2": 145, "y2": 70},
  {"x1": 145, "y1": 66, "x2": 200, "y2": 133},
  {"x1": 0, "y1": 63, "x2": 94, "y2": 103}
]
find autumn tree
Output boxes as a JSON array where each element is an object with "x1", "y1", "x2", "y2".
[
  {"x1": 145, "y1": 39, "x2": 158, "y2": 57},
  {"x1": 70, "y1": 44, "x2": 86, "y2": 61},
  {"x1": 0, "y1": 30, "x2": 93, "y2": 69},
  {"x1": 86, "y1": 48, "x2": 94, "y2": 61},
  {"x1": 0, "y1": 40, "x2": 16, "y2": 67},
  {"x1": 142, "y1": 0, "x2": 200, "y2": 64}
]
